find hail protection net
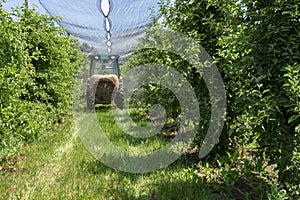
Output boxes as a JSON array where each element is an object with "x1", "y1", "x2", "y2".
[{"x1": 2, "y1": 0, "x2": 167, "y2": 55}]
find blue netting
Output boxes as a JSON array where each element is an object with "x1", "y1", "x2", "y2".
[{"x1": 2, "y1": 0, "x2": 168, "y2": 54}]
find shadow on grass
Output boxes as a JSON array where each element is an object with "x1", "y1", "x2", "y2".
[
  {"x1": 89, "y1": 107, "x2": 276, "y2": 199},
  {"x1": 78, "y1": 155, "x2": 273, "y2": 200},
  {"x1": 121, "y1": 172, "x2": 272, "y2": 200},
  {"x1": 95, "y1": 104, "x2": 112, "y2": 112}
]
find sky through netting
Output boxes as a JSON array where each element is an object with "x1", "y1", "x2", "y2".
[{"x1": 2, "y1": 0, "x2": 169, "y2": 55}]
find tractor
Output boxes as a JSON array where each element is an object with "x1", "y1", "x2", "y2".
[{"x1": 86, "y1": 54, "x2": 124, "y2": 109}]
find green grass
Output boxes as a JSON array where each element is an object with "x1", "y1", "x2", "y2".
[
  {"x1": 96, "y1": 105, "x2": 169, "y2": 154},
  {"x1": 0, "y1": 106, "x2": 289, "y2": 199}
]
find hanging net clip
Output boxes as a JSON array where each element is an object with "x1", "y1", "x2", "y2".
[{"x1": 99, "y1": 0, "x2": 112, "y2": 55}]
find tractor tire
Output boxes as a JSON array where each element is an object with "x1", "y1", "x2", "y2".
[
  {"x1": 115, "y1": 83, "x2": 124, "y2": 110},
  {"x1": 86, "y1": 89, "x2": 95, "y2": 110}
]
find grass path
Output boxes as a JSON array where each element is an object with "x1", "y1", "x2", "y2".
[
  {"x1": 0, "y1": 106, "x2": 286, "y2": 199},
  {"x1": 21, "y1": 126, "x2": 77, "y2": 199},
  {"x1": 1, "y1": 107, "x2": 214, "y2": 200}
]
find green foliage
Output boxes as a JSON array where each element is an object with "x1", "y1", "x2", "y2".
[
  {"x1": 125, "y1": 0, "x2": 300, "y2": 196},
  {"x1": 123, "y1": 40, "x2": 211, "y2": 152},
  {"x1": 221, "y1": 0, "x2": 300, "y2": 194},
  {"x1": 123, "y1": 0, "x2": 229, "y2": 157},
  {"x1": 0, "y1": 4, "x2": 83, "y2": 154}
]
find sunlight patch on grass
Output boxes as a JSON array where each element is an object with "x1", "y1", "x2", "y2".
[{"x1": 96, "y1": 106, "x2": 168, "y2": 154}]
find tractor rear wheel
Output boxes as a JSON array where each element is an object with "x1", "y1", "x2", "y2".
[
  {"x1": 86, "y1": 89, "x2": 95, "y2": 110},
  {"x1": 115, "y1": 83, "x2": 124, "y2": 109}
]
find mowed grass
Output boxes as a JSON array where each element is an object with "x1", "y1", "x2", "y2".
[
  {"x1": 0, "y1": 106, "x2": 213, "y2": 200},
  {"x1": 0, "y1": 105, "x2": 288, "y2": 199},
  {"x1": 96, "y1": 105, "x2": 168, "y2": 154}
]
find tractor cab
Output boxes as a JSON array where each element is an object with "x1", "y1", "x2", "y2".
[
  {"x1": 86, "y1": 54, "x2": 124, "y2": 109},
  {"x1": 89, "y1": 54, "x2": 121, "y2": 78}
]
